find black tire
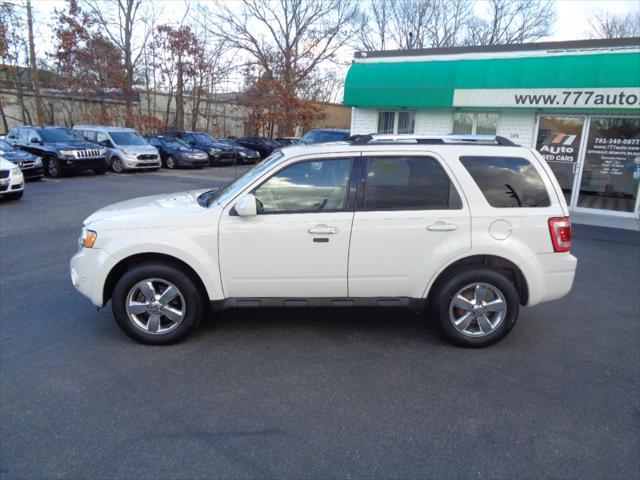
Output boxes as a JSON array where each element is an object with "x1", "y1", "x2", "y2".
[
  {"x1": 111, "y1": 157, "x2": 124, "y2": 173},
  {"x1": 111, "y1": 262, "x2": 204, "y2": 345},
  {"x1": 94, "y1": 168, "x2": 106, "y2": 175},
  {"x1": 46, "y1": 156, "x2": 64, "y2": 178},
  {"x1": 165, "y1": 155, "x2": 177, "y2": 169},
  {"x1": 3, "y1": 190, "x2": 23, "y2": 200},
  {"x1": 429, "y1": 268, "x2": 519, "y2": 348}
]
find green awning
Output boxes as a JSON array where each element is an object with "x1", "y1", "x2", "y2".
[{"x1": 343, "y1": 52, "x2": 640, "y2": 108}]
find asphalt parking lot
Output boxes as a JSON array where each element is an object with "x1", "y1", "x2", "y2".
[{"x1": 1, "y1": 167, "x2": 638, "y2": 479}]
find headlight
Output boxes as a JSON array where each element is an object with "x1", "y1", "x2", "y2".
[
  {"x1": 10, "y1": 167, "x2": 21, "y2": 176},
  {"x1": 122, "y1": 149, "x2": 136, "y2": 156},
  {"x1": 98, "y1": 148, "x2": 107, "y2": 156},
  {"x1": 239, "y1": 151, "x2": 246, "y2": 157},
  {"x1": 35, "y1": 157, "x2": 43, "y2": 166},
  {"x1": 79, "y1": 227, "x2": 98, "y2": 249},
  {"x1": 60, "y1": 150, "x2": 76, "y2": 157}
]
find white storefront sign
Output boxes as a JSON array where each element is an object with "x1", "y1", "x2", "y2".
[{"x1": 453, "y1": 88, "x2": 640, "y2": 109}]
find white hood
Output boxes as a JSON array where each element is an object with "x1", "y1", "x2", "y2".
[{"x1": 84, "y1": 189, "x2": 219, "y2": 230}]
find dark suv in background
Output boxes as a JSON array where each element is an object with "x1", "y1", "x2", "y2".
[
  {"x1": 6, "y1": 126, "x2": 107, "y2": 177},
  {"x1": 164, "y1": 131, "x2": 235, "y2": 166},
  {"x1": 235, "y1": 136, "x2": 281, "y2": 158},
  {"x1": 0, "y1": 139, "x2": 44, "y2": 180}
]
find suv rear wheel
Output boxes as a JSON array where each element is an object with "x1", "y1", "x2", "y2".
[
  {"x1": 430, "y1": 268, "x2": 519, "y2": 348},
  {"x1": 111, "y1": 263, "x2": 204, "y2": 345},
  {"x1": 165, "y1": 155, "x2": 177, "y2": 169}
]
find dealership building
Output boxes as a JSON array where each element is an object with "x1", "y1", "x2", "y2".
[{"x1": 344, "y1": 38, "x2": 640, "y2": 230}]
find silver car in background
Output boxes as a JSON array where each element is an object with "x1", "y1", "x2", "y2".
[{"x1": 74, "y1": 125, "x2": 161, "y2": 173}]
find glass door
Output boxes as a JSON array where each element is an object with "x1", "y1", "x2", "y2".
[
  {"x1": 576, "y1": 116, "x2": 640, "y2": 215},
  {"x1": 535, "y1": 115, "x2": 586, "y2": 206}
]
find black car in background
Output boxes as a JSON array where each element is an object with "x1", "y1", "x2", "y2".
[
  {"x1": 146, "y1": 135, "x2": 210, "y2": 169},
  {"x1": 218, "y1": 139, "x2": 261, "y2": 164},
  {"x1": 235, "y1": 136, "x2": 281, "y2": 159},
  {"x1": 298, "y1": 128, "x2": 350, "y2": 144},
  {"x1": 0, "y1": 139, "x2": 44, "y2": 180},
  {"x1": 164, "y1": 131, "x2": 235, "y2": 166},
  {"x1": 6, "y1": 126, "x2": 107, "y2": 177}
]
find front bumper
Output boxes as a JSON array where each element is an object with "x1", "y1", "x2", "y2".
[
  {"x1": 209, "y1": 152, "x2": 235, "y2": 165},
  {"x1": 70, "y1": 247, "x2": 113, "y2": 307},
  {"x1": 0, "y1": 173, "x2": 24, "y2": 193},
  {"x1": 22, "y1": 166, "x2": 44, "y2": 179},
  {"x1": 123, "y1": 156, "x2": 161, "y2": 169},
  {"x1": 61, "y1": 157, "x2": 107, "y2": 171},
  {"x1": 177, "y1": 154, "x2": 209, "y2": 167}
]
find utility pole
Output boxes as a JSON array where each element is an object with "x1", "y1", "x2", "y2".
[{"x1": 26, "y1": 0, "x2": 44, "y2": 125}]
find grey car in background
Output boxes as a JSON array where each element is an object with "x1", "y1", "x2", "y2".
[{"x1": 74, "y1": 125, "x2": 161, "y2": 173}]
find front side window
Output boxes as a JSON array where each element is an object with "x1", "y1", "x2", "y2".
[
  {"x1": 460, "y1": 156, "x2": 551, "y2": 208},
  {"x1": 18, "y1": 129, "x2": 30, "y2": 141},
  {"x1": 377, "y1": 111, "x2": 415, "y2": 135},
  {"x1": 364, "y1": 156, "x2": 462, "y2": 210},
  {"x1": 6, "y1": 129, "x2": 17, "y2": 139},
  {"x1": 254, "y1": 158, "x2": 352, "y2": 213},
  {"x1": 452, "y1": 112, "x2": 499, "y2": 135}
]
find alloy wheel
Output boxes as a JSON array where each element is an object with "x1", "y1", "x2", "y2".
[
  {"x1": 449, "y1": 282, "x2": 507, "y2": 337},
  {"x1": 125, "y1": 278, "x2": 186, "y2": 334},
  {"x1": 166, "y1": 156, "x2": 176, "y2": 169},
  {"x1": 111, "y1": 158, "x2": 123, "y2": 173}
]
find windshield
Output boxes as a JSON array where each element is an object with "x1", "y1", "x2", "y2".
[
  {"x1": 39, "y1": 128, "x2": 84, "y2": 143},
  {"x1": 193, "y1": 133, "x2": 219, "y2": 144},
  {"x1": 300, "y1": 130, "x2": 349, "y2": 144},
  {"x1": 109, "y1": 131, "x2": 147, "y2": 146},
  {"x1": 0, "y1": 140, "x2": 15, "y2": 151},
  {"x1": 198, "y1": 151, "x2": 284, "y2": 207},
  {"x1": 164, "y1": 138, "x2": 190, "y2": 148}
]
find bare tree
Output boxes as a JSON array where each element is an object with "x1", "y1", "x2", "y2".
[
  {"x1": 588, "y1": 10, "x2": 640, "y2": 39},
  {"x1": 353, "y1": 0, "x2": 393, "y2": 51},
  {"x1": 26, "y1": 0, "x2": 44, "y2": 125},
  {"x1": 83, "y1": 0, "x2": 151, "y2": 124},
  {"x1": 210, "y1": 0, "x2": 358, "y2": 135},
  {"x1": 466, "y1": 0, "x2": 556, "y2": 46}
]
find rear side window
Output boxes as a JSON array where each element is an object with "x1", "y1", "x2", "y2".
[
  {"x1": 460, "y1": 156, "x2": 550, "y2": 208},
  {"x1": 364, "y1": 156, "x2": 462, "y2": 210}
]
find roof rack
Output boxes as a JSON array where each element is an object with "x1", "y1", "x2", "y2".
[{"x1": 351, "y1": 134, "x2": 517, "y2": 146}]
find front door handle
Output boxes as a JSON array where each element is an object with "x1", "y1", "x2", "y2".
[
  {"x1": 427, "y1": 222, "x2": 458, "y2": 232},
  {"x1": 308, "y1": 224, "x2": 339, "y2": 235}
]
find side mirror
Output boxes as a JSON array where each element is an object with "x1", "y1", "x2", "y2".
[
  {"x1": 30, "y1": 137, "x2": 40, "y2": 144},
  {"x1": 234, "y1": 194, "x2": 257, "y2": 217}
]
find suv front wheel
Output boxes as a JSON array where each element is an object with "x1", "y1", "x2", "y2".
[
  {"x1": 46, "y1": 156, "x2": 64, "y2": 178},
  {"x1": 430, "y1": 268, "x2": 519, "y2": 348},
  {"x1": 112, "y1": 263, "x2": 205, "y2": 344}
]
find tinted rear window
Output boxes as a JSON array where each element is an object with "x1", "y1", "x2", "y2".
[
  {"x1": 364, "y1": 156, "x2": 462, "y2": 210},
  {"x1": 460, "y1": 156, "x2": 550, "y2": 208}
]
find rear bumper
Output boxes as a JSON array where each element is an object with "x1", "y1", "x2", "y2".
[{"x1": 519, "y1": 252, "x2": 577, "y2": 306}]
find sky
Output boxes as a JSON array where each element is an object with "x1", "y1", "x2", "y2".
[{"x1": 22, "y1": 0, "x2": 640, "y2": 94}]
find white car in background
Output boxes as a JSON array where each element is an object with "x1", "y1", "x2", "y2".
[
  {"x1": 0, "y1": 157, "x2": 25, "y2": 200},
  {"x1": 70, "y1": 134, "x2": 577, "y2": 347}
]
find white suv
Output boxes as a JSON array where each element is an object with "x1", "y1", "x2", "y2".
[{"x1": 70, "y1": 135, "x2": 577, "y2": 347}]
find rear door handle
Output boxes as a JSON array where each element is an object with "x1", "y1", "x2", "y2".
[
  {"x1": 308, "y1": 224, "x2": 339, "y2": 235},
  {"x1": 427, "y1": 222, "x2": 458, "y2": 232}
]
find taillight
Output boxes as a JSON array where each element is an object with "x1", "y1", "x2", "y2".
[{"x1": 548, "y1": 217, "x2": 571, "y2": 252}]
